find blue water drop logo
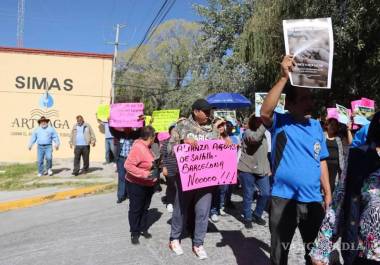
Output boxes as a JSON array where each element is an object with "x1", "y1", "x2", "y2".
[{"x1": 39, "y1": 93, "x2": 54, "y2": 108}]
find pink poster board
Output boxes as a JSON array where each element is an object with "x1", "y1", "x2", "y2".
[
  {"x1": 361, "y1": 98, "x2": 375, "y2": 108},
  {"x1": 157, "y1": 132, "x2": 171, "y2": 142},
  {"x1": 327, "y1": 108, "x2": 338, "y2": 120},
  {"x1": 109, "y1": 103, "x2": 144, "y2": 128},
  {"x1": 351, "y1": 100, "x2": 362, "y2": 113},
  {"x1": 174, "y1": 140, "x2": 238, "y2": 191}
]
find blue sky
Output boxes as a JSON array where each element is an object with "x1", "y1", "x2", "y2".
[{"x1": 0, "y1": 0, "x2": 207, "y2": 54}]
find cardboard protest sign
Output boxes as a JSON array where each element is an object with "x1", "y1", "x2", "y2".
[
  {"x1": 351, "y1": 98, "x2": 375, "y2": 126},
  {"x1": 174, "y1": 140, "x2": 238, "y2": 191},
  {"x1": 283, "y1": 18, "x2": 334, "y2": 88},
  {"x1": 109, "y1": 103, "x2": 144, "y2": 128},
  {"x1": 151, "y1": 110, "x2": 179, "y2": 132},
  {"x1": 336, "y1": 104, "x2": 350, "y2": 124},
  {"x1": 145, "y1": 115, "x2": 152, "y2": 126},
  {"x1": 213, "y1": 110, "x2": 237, "y2": 121},
  {"x1": 151, "y1": 109, "x2": 180, "y2": 133},
  {"x1": 96, "y1": 104, "x2": 110, "y2": 122},
  {"x1": 354, "y1": 106, "x2": 374, "y2": 126},
  {"x1": 255, "y1": 93, "x2": 286, "y2": 117}
]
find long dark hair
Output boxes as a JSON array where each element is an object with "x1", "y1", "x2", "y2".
[{"x1": 366, "y1": 111, "x2": 380, "y2": 145}]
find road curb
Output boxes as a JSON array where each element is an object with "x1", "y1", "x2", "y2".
[{"x1": 0, "y1": 183, "x2": 115, "y2": 213}]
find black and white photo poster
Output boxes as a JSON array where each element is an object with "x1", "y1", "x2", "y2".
[{"x1": 283, "y1": 18, "x2": 334, "y2": 89}]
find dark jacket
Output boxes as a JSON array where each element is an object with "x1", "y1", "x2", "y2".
[{"x1": 238, "y1": 125, "x2": 271, "y2": 176}]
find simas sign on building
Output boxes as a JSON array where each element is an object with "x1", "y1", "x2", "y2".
[
  {"x1": 15, "y1": 76, "x2": 74, "y2": 91},
  {"x1": 0, "y1": 47, "x2": 113, "y2": 163}
]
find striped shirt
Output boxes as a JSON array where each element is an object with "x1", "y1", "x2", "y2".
[
  {"x1": 161, "y1": 140, "x2": 178, "y2": 177},
  {"x1": 119, "y1": 139, "x2": 133, "y2": 158}
]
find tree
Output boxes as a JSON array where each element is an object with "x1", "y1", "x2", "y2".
[
  {"x1": 115, "y1": 19, "x2": 201, "y2": 113},
  {"x1": 239, "y1": 0, "x2": 380, "y2": 113},
  {"x1": 194, "y1": 0, "x2": 253, "y2": 60},
  {"x1": 189, "y1": 0, "x2": 255, "y2": 99}
]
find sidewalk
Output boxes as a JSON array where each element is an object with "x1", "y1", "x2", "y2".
[
  {"x1": 0, "y1": 159, "x2": 117, "y2": 212},
  {"x1": 0, "y1": 187, "x2": 73, "y2": 203}
]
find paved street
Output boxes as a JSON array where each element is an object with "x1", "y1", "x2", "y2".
[{"x1": 0, "y1": 189, "x2": 307, "y2": 265}]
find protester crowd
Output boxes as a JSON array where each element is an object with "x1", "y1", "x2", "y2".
[{"x1": 28, "y1": 55, "x2": 380, "y2": 265}]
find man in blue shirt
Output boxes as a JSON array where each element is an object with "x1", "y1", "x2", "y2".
[
  {"x1": 28, "y1": 116, "x2": 60, "y2": 177},
  {"x1": 103, "y1": 121, "x2": 115, "y2": 164},
  {"x1": 261, "y1": 55, "x2": 332, "y2": 265},
  {"x1": 69, "y1": 115, "x2": 96, "y2": 176},
  {"x1": 351, "y1": 123, "x2": 370, "y2": 147}
]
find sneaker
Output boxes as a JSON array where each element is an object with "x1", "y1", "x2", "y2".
[
  {"x1": 210, "y1": 214, "x2": 219, "y2": 223},
  {"x1": 141, "y1": 231, "x2": 152, "y2": 239},
  {"x1": 37, "y1": 173, "x2": 43, "y2": 177},
  {"x1": 169, "y1": 240, "x2": 184, "y2": 256},
  {"x1": 252, "y1": 215, "x2": 266, "y2": 226},
  {"x1": 219, "y1": 207, "x2": 227, "y2": 216},
  {"x1": 244, "y1": 221, "x2": 253, "y2": 229},
  {"x1": 166, "y1": 204, "x2": 174, "y2": 213},
  {"x1": 131, "y1": 235, "x2": 140, "y2": 245},
  {"x1": 72, "y1": 172, "x2": 79, "y2": 176},
  {"x1": 193, "y1": 245, "x2": 208, "y2": 260},
  {"x1": 47, "y1": 169, "x2": 53, "y2": 176}
]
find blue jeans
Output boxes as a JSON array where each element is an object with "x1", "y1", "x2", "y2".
[
  {"x1": 210, "y1": 185, "x2": 233, "y2": 215},
  {"x1": 239, "y1": 171, "x2": 270, "y2": 221},
  {"x1": 117, "y1": 156, "x2": 128, "y2": 200},
  {"x1": 37, "y1": 144, "x2": 52, "y2": 174},
  {"x1": 105, "y1": 138, "x2": 115, "y2": 163}
]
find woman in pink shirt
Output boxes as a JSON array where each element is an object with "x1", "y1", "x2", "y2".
[{"x1": 125, "y1": 126, "x2": 159, "y2": 245}]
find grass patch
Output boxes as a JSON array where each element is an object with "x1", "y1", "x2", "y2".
[
  {"x1": 0, "y1": 163, "x2": 37, "y2": 190},
  {"x1": 0, "y1": 163, "x2": 116, "y2": 191},
  {"x1": 0, "y1": 163, "x2": 36, "y2": 178}
]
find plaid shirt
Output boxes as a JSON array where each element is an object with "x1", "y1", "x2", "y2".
[{"x1": 119, "y1": 139, "x2": 134, "y2": 158}]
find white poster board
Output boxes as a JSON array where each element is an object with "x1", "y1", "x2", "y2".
[
  {"x1": 336, "y1": 104, "x2": 349, "y2": 124},
  {"x1": 213, "y1": 110, "x2": 237, "y2": 121},
  {"x1": 283, "y1": 18, "x2": 334, "y2": 89},
  {"x1": 255, "y1": 93, "x2": 286, "y2": 117}
]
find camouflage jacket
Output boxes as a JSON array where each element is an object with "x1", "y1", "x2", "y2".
[{"x1": 167, "y1": 115, "x2": 219, "y2": 154}]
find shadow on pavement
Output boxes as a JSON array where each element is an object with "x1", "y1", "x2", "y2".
[
  {"x1": 147, "y1": 208, "x2": 163, "y2": 230},
  {"x1": 85, "y1": 167, "x2": 104, "y2": 173},
  {"x1": 216, "y1": 230, "x2": 271, "y2": 265},
  {"x1": 52, "y1": 168, "x2": 71, "y2": 174}
]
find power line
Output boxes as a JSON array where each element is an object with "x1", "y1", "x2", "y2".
[
  {"x1": 123, "y1": 0, "x2": 176, "y2": 70},
  {"x1": 123, "y1": 0, "x2": 170, "y2": 69}
]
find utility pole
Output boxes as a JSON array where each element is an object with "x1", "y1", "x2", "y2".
[
  {"x1": 17, "y1": 0, "x2": 25, "y2": 47},
  {"x1": 109, "y1": 24, "x2": 126, "y2": 104}
]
